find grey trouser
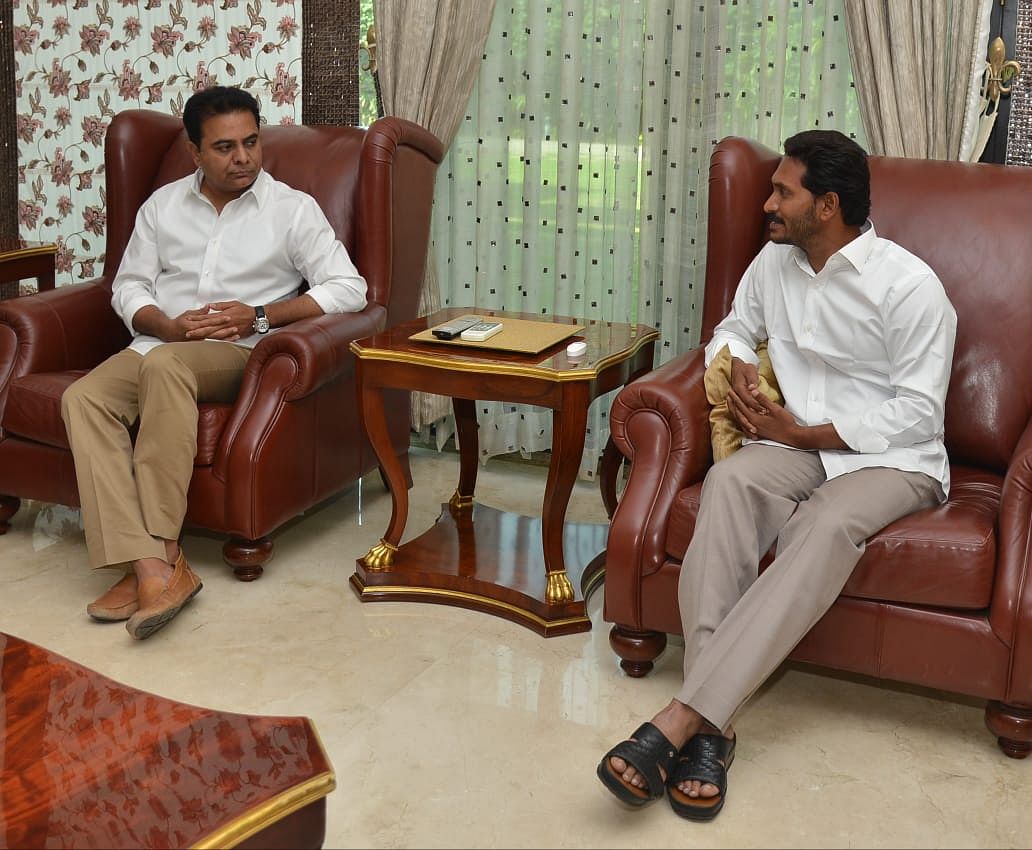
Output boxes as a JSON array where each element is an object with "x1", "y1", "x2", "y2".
[
  {"x1": 676, "y1": 443, "x2": 941, "y2": 729},
  {"x1": 60, "y1": 342, "x2": 251, "y2": 568}
]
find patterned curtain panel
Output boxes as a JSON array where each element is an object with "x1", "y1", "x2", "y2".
[
  {"x1": 432, "y1": 0, "x2": 864, "y2": 480},
  {"x1": 13, "y1": 0, "x2": 303, "y2": 288}
]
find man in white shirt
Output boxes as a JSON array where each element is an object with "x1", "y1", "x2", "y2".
[
  {"x1": 60, "y1": 86, "x2": 367, "y2": 640},
  {"x1": 598, "y1": 130, "x2": 956, "y2": 820}
]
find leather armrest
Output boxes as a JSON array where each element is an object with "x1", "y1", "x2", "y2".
[
  {"x1": 0, "y1": 281, "x2": 129, "y2": 380},
  {"x1": 212, "y1": 303, "x2": 387, "y2": 480},
  {"x1": 603, "y1": 347, "x2": 712, "y2": 627},
  {"x1": 990, "y1": 418, "x2": 1032, "y2": 703},
  {"x1": 242, "y1": 304, "x2": 387, "y2": 401},
  {"x1": 609, "y1": 346, "x2": 712, "y2": 481}
]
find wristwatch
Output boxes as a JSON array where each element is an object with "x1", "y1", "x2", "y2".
[{"x1": 252, "y1": 305, "x2": 270, "y2": 334}]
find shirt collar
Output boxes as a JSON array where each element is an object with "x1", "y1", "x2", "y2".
[
  {"x1": 837, "y1": 219, "x2": 876, "y2": 273},
  {"x1": 791, "y1": 218, "x2": 876, "y2": 276},
  {"x1": 189, "y1": 168, "x2": 269, "y2": 209}
]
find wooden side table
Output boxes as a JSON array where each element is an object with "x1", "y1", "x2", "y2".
[
  {"x1": 350, "y1": 308, "x2": 659, "y2": 637},
  {"x1": 0, "y1": 239, "x2": 57, "y2": 298},
  {"x1": 1, "y1": 632, "x2": 336, "y2": 849}
]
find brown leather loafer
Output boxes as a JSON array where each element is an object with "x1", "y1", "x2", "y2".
[
  {"x1": 87, "y1": 572, "x2": 139, "y2": 622},
  {"x1": 125, "y1": 550, "x2": 203, "y2": 640}
]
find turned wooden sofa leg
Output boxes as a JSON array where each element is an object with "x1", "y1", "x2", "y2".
[
  {"x1": 985, "y1": 701, "x2": 1032, "y2": 758},
  {"x1": 0, "y1": 496, "x2": 20, "y2": 534},
  {"x1": 222, "y1": 536, "x2": 273, "y2": 581},
  {"x1": 609, "y1": 625, "x2": 668, "y2": 678}
]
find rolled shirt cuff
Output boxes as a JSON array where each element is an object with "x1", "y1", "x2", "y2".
[
  {"x1": 123, "y1": 295, "x2": 160, "y2": 334},
  {"x1": 706, "y1": 336, "x2": 760, "y2": 368},
  {"x1": 832, "y1": 413, "x2": 891, "y2": 454}
]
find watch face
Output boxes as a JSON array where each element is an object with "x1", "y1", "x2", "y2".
[{"x1": 253, "y1": 307, "x2": 269, "y2": 333}]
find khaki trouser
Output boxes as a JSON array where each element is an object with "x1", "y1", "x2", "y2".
[
  {"x1": 676, "y1": 443, "x2": 941, "y2": 730},
  {"x1": 60, "y1": 342, "x2": 251, "y2": 568}
]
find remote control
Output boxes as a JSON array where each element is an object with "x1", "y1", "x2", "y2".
[
  {"x1": 460, "y1": 320, "x2": 503, "y2": 342},
  {"x1": 432, "y1": 315, "x2": 482, "y2": 340}
]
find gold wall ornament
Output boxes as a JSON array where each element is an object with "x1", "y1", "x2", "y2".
[
  {"x1": 359, "y1": 23, "x2": 385, "y2": 120},
  {"x1": 969, "y1": 36, "x2": 1023, "y2": 162},
  {"x1": 986, "y1": 36, "x2": 1021, "y2": 102},
  {"x1": 359, "y1": 24, "x2": 377, "y2": 75}
]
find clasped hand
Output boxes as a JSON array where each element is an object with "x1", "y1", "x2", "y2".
[
  {"x1": 727, "y1": 356, "x2": 800, "y2": 446},
  {"x1": 172, "y1": 301, "x2": 255, "y2": 342}
]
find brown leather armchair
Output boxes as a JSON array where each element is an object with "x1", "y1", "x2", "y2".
[
  {"x1": 601, "y1": 136, "x2": 1032, "y2": 758},
  {"x1": 0, "y1": 110, "x2": 443, "y2": 579}
]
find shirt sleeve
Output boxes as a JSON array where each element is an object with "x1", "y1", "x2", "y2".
[
  {"x1": 110, "y1": 200, "x2": 162, "y2": 333},
  {"x1": 704, "y1": 249, "x2": 768, "y2": 368},
  {"x1": 832, "y1": 272, "x2": 957, "y2": 454},
  {"x1": 287, "y1": 197, "x2": 367, "y2": 314}
]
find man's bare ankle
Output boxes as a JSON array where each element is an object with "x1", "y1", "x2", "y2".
[
  {"x1": 162, "y1": 539, "x2": 179, "y2": 564},
  {"x1": 134, "y1": 556, "x2": 172, "y2": 582}
]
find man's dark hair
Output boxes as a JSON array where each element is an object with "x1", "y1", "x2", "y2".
[
  {"x1": 183, "y1": 86, "x2": 261, "y2": 146},
  {"x1": 783, "y1": 130, "x2": 870, "y2": 226}
]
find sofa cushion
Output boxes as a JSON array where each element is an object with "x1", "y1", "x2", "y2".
[
  {"x1": 3, "y1": 371, "x2": 85, "y2": 450},
  {"x1": 3, "y1": 371, "x2": 231, "y2": 465},
  {"x1": 665, "y1": 465, "x2": 1000, "y2": 610}
]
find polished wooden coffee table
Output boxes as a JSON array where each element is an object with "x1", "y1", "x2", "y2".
[
  {"x1": 1, "y1": 632, "x2": 335, "y2": 848},
  {"x1": 350, "y1": 308, "x2": 658, "y2": 637}
]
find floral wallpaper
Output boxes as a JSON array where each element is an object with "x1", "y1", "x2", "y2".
[{"x1": 13, "y1": 0, "x2": 303, "y2": 289}]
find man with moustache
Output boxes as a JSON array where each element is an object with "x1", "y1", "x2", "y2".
[
  {"x1": 597, "y1": 130, "x2": 956, "y2": 821},
  {"x1": 61, "y1": 86, "x2": 366, "y2": 640}
]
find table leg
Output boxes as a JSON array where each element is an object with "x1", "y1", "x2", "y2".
[
  {"x1": 357, "y1": 377, "x2": 407, "y2": 569},
  {"x1": 451, "y1": 398, "x2": 478, "y2": 511},
  {"x1": 541, "y1": 384, "x2": 590, "y2": 604},
  {"x1": 37, "y1": 266, "x2": 55, "y2": 292}
]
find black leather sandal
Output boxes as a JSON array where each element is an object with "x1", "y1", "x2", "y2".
[
  {"x1": 596, "y1": 722, "x2": 679, "y2": 806},
  {"x1": 667, "y1": 733, "x2": 736, "y2": 821}
]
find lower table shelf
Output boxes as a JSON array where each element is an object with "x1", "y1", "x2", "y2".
[{"x1": 350, "y1": 502, "x2": 609, "y2": 637}]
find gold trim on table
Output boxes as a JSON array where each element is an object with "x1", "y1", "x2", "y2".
[
  {"x1": 0, "y1": 244, "x2": 57, "y2": 260},
  {"x1": 192, "y1": 770, "x2": 336, "y2": 849}
]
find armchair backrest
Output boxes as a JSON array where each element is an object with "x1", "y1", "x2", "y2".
[
  {"x1": 703, "y1": 136, "x2": 1032, "y2": 474},
  {"x1": 102, "y1": 110, "x2": 444, "y2": 328}
]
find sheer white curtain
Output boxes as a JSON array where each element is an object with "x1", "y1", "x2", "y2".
[{"x1": 431, "y1": 0, "x2": 864, "y2": 480}]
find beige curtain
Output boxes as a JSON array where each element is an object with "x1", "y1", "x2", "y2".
[
  {"x1": 375, "y1": 0, "x2": 497, "y2": 427},
  {"x1": 844, "y1": 0, "x2": 992, "y2": 159}
]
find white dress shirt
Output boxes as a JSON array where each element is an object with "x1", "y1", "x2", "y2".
[
  {"x1": 111, "y1": 169, "x2": 367, "y2": 354},
  {"x1": 705, "y1": 221, "x2": 957, "y2": 499}
]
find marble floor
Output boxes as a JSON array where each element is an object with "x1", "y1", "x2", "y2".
[{"x1": 1, "y1": 446, "x2": 1028, "y2": 849}]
